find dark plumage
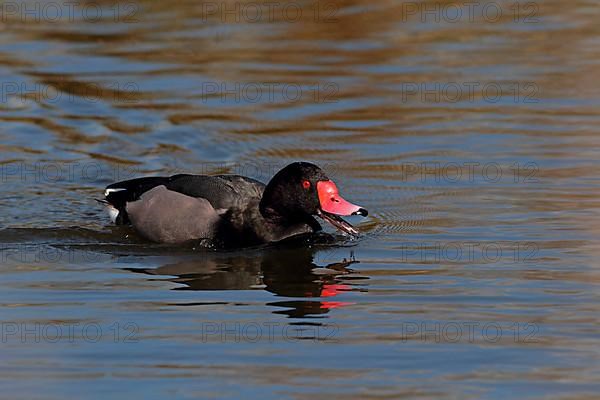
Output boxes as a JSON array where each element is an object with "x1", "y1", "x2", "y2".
[{"x1": 101, "y1": 162, "x2": 367, "y2": 248}]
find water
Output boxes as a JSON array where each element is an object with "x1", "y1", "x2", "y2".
[{"x1": 1, "y1": 0, "x2": 599, "y2": 398}]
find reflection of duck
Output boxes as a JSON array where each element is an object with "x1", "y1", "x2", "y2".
[{"x1": 124, "y1": 239, "x2": 368, "y2": 318}]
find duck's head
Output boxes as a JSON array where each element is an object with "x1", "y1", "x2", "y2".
[{"x1": 260, "y1": 162, "x2": 368, "y2": 235}]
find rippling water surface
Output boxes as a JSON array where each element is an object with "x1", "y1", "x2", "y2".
[{"x1": 1, "y1": 0, "x2": 599, "y2": 398}]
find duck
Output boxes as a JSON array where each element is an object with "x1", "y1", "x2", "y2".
[{"x1": 100, "y1": 162, "x2": 368, "y2": 248}]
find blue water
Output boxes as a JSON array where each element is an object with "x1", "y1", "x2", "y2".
[{"x1": 1, "y1": 0, "x2": 599, "y2": 398}]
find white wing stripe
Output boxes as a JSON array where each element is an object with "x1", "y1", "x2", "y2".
[{"x1": 104, "y1": 188, "x2": 127, "y2": 196}]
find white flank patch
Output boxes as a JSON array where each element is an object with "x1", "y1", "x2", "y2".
[{"x1": 107, "y1": 205, "x2": 120, "y2": 223}]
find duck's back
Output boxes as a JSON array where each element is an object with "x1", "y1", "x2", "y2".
[
  {"x1": 105, "y1": 174, "x2": 265, "y2": 217},
  {"x1": 164, "y1": 174, "x2": 265, "y2": 211}
]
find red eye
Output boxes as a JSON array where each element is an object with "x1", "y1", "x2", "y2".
[{"x1": 302, "y1": 180, "x2": 311, "y2": 189}]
